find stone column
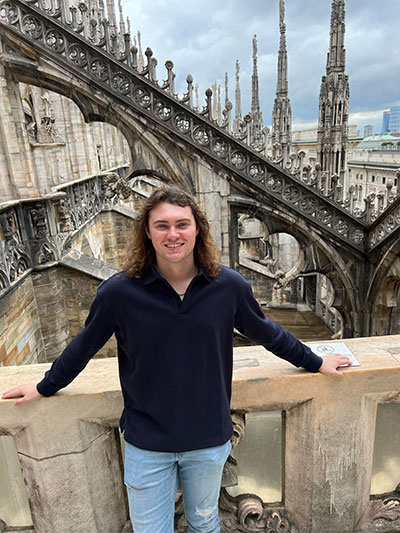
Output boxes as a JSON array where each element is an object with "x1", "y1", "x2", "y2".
[
  {"x1": 2, "y1": 384, "x2": 127, "y2": 533},
  {"x1": 194, "y1": 160, "x2": 230, "y2": 265}
]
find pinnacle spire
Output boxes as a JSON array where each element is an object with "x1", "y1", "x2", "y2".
[
  {"x1": 326, "y1": 0, "x2": 346, "y2": 74},
  {"x1": 276, "y1": 0, "x2": 288, "y2": 96},
  {"x1": 251, "y1": 35, "x2": 260, "y2": 115},
  {"x1": 118, "y1": 0, "x2": 125, "y2": 34},
  {"x1": 316, "y1": 0, "x2": 349, "y2": 185},
  {"x1": 137, "y1": 30, "x2": 144, "y2": 72},
  {"x1": 234, "y1": 59, "x2": 242, "y2": 126},
  {"x1": 272, "y1": 0, "x2": 292, "y2": 163}
]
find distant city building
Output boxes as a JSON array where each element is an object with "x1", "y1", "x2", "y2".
[
  {"x1": 381, "y1": 110, "x2": 390, "y2": 133},
  {"x1": 364, "y1": 124, "x2": 373, "y2": 137},
  {"x1": 382, "y1": 107, "x2": 400, "y2": 133},
  {"x1": 347, "y1": 133, "x2": 400, "y2": 205},
  {"x1": 388, "y1": 106, "x2": 400, "y2": 133}
]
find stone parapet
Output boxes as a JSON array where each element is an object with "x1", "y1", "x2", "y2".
[{"x1": 1, "y1": 335, "x2": 400, "y2": 532}]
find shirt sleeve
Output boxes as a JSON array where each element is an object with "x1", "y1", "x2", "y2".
[
  {"x1": 36, "y1": 287, "x2": 117, "y2": 397},
  {"x1": 234, "y1": 282, "x2": 323, "y2": 373}
]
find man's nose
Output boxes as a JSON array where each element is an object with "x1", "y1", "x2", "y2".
[{"x1": 167, "y1": 226, "x2": 180, "y2": 239}]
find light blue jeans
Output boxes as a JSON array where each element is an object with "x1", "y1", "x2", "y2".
[{"x1": 124, "y1": 439, "x2": 231, "y2": 533}]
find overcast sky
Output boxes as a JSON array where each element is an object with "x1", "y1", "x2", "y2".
[{"x1": 121, "y1": 0, "x2": 399, "y2": 134}]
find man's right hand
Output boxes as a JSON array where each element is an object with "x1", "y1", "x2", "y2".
[{"x1": 1, "y1": 384, "x2": 43, "y2": 405}]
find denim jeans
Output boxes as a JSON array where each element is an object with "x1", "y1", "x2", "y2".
[{"x1": 124, "y1": 439, "x2": 232, "y2": 533}]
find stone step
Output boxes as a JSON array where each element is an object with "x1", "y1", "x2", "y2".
[
  {"x1": 264, "y1": 308, "x2": 333, "y2": 342},
  {"x1": 234, "y1": 308, "x2": 333, "y2": 346}
]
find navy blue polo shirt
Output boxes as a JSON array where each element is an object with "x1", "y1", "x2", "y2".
[{"x1": 37, "y1": 266, "x2": 322, "y2": 452}]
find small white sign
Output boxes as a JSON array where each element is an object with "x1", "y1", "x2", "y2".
[{"x1": 306, "y1": 341, "x2": 360, "y2": 367}]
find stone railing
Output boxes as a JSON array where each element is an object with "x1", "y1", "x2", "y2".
[
  {"x1": 1, "y1": 335, "x2": 400, "y2": 532},
  {"x1": 315, "y1": 299, "x2": 343, "y2": 337},
  {"x1": 0, "y1": 166, "x2": 128, "y2": 296}
]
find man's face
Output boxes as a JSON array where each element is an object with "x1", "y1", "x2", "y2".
[{"x1": 146, "y1": 201, "x2": 199, "y2": 269}]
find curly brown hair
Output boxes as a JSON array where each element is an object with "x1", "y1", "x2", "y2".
[{"x1": 122, "y1": 185, "x2": 221, "y2": 278}]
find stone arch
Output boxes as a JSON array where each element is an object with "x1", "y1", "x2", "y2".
[
  {"x1": 229, "y1": 198, "x2": 361, "y2": 336},
  {"x1": 2, "y1": 45, "x2": 195, "y2": 196},
  {"x1": 366, "y1": 240, "x2": 400, "y2": 336}
]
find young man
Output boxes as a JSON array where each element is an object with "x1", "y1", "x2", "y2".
[{"x1": 2, "y1": 185, "x2": 350, "y2": 533}]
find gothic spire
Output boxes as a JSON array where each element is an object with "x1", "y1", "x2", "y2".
[
  {"x1": 225, "y1": 72, "x2": 229, "y2": 108},
  {"x1": 326, "y1": 0, "x2": 346, "y2": 74},
  {"x1": 233, "y1": 59, "x2": 242, "y2": 132},
  {"x1": 118, "y1": 0, "x2": 125, "y2": 34},
  {"x1": 276, "y1": 0, "x2": 288, "y2": 96},
  {"x1": 137, "y1": 30, "x2": 144, "y2": 72},
  {"x1": 251, "y1": 35, "x2": 260, "y2": 116},
  {"x1": 271, "y1": 0, "x2": 292, "y2": 163},
  {"x1": 106, "y1": 0, "x2": 116, "y2": 28},
  {"x1": 249, "y1": 35, "x2": 263, "y2": 144},
  {"x1": 316, "y1": 0, "x2": 349, "y2": 187}
]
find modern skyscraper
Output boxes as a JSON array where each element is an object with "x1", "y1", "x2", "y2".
[
  {"x1": 388, "y1": 106, "x2": 400, "y2": 133},
  {"x1": 382, "y1": 110, "x2": 390, "y2": 133},
  {"x1": 364, "y1": 124, "x2": 373, "y2": 137}
]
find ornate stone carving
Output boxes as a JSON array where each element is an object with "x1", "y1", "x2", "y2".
[
  {"x1": 192, "y1": 126, "x2": 210, "y2": 146},
  {"x1": 45, "y1": 28, "x2": 64, "y2": 52},
  {"x1": 359, "y1": 495, "x2": 400, "y2": 530},
  {"x1": 283, "y1": 185, "x2": 301, "y2": 204},
  {"x1": 266, "y1": 174, "x2": 283, "y2": 194},
  {"x1": 112, "y1": 73, "x2": 130, "y2": 95},
  {"x1": 133, "y1": 87, "x2": 151, "y2": 108},
  {"x1": 103, "y1": 172, "x2": 132, "y2": 201},
  {"x1": 56, "y1": 198, "x2": 75, "y2": 233},
  {"x1": 37, "y1": 242, "x2": 56, "y2": 264},
  {"x1": 30, "y1": 204, "x2": 49, "y2": 239},
  {"x1": 154, "y1": 101, "x2": 171, "y2": 120},
  {"x1": 212, "y1": 138, "x2": 229, "y2": 159},
  {"x1": 219, "y1": 490, "x2": 298, "y2": 533},
  {"x1": 371, "y1": 497, "x2": 400, "y2": 522},
  {"x1": 248, "y1": 163, "x2": 265, "y2": 181},
  {"x1": 22, "y1": 14, "x2": 42, "y2": 39},
  {"x1": 90, "y1": 59, "x2": 109, "y2": 81},
  {"x1": 300, "y1": 196, "x2": 317, "y2": 214},
  {"x1": 68, "y1": 43, "x2": 88, "y2": 67},
  {"x1": 230, "y1": 151, "x2": 247, "y2": 170},
  {"x1": 0, "y1": 210, "x2": 30, "y2": 292},
  {"x1": 231, "y1": 412, "x2": 246, "y2": 448},
  {"x1": 174, "y1": 113, "x2": 191, "y2": 133},
  {"x1": 0, "y1": 1, "x2": 18, "y2": 24}
]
